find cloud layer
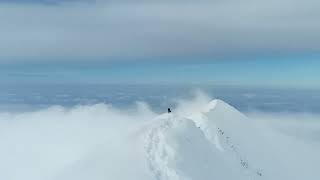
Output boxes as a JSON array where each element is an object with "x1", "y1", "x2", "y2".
[
  {"x1": 1, "y1": 92, "x2": 320, "y2": 179},
  {"x1": 0, "y1": 0, "x2": 320, "y2": 62}
]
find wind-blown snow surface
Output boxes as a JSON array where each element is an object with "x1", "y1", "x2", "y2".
[{"x1": 0, "y1": 94, "x2": 320, "y2": 180}]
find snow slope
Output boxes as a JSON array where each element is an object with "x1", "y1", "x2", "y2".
[
  {"x1": 144, "y1": 100, "x2": 266, "y2": 180},
  {"x1": 143, "y1": 99, "x2": 320, "y2": 180}
]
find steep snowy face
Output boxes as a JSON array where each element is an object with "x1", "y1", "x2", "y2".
[
  {"x1": 190, "y1": 100, "x2": 269, "y2": 179},
  {"x1": 144, "y1": 113, "x2": 257, "y2": 180}
]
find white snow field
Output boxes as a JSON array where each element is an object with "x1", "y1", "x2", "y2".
[{"x1": 0, "y1": 94, "x2": 320, "y2": 180}]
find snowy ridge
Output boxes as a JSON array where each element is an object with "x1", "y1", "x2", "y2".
[{"x1": 144, "y1": 99, "x2": 266, "y2": 180}]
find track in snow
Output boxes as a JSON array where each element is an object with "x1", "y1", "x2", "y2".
[{"x1": 145, "y1": 115, "x2": 182, "y2": 180}]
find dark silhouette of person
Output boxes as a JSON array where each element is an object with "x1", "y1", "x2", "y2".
[{"x1": 168, "y1": 108, "x2": 172, "y2": 113}]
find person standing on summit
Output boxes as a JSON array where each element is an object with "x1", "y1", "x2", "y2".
[{"x1": 168, "y1": 108, "x2": 172, "y2": 114}]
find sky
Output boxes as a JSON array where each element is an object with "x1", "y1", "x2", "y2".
[
  {"x1": 1, "y1": 57, "x2": 319, "y2": 88},
  {"x1": 0, "y1": 0, "x2": 319, "y2": 88}
]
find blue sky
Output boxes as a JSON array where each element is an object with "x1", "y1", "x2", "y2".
[{"x1": 1, "y1": 56, "x2": 319, "y2": 88}]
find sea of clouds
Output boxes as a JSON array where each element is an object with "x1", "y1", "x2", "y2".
[{"x1": 0, "y1": 92, "x2": 320, "y2": 180}]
